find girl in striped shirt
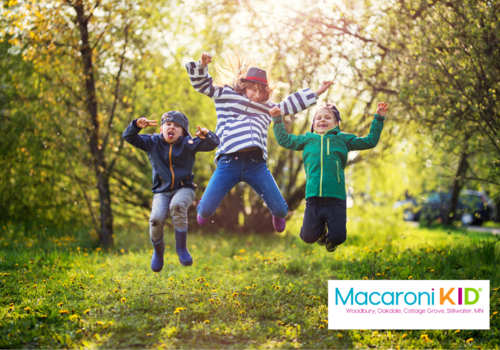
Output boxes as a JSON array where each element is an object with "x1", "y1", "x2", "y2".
[{"x1": 186, "y1": 50, "x2": 332, "y2": 232}]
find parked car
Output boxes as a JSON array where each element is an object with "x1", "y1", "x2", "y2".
[{"x1": 393, "y1": 190, "x2": 496, "y2": 226}]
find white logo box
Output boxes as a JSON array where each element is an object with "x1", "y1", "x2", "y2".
[{"x1": 328, "y1": 280, "x2": 489, "y2": 330}]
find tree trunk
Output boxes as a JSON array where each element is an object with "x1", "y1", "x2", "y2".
[
  {"x1": 444, "y1": 150, "x2": 468, "y2": 225},
  {"x1": 74, "y1": 1, "x2": 114, "y2": 246},
  {"x1": 495, "y1": 196, "x2": 500, "y2": 223},
  {"x1": 98, "y1": 173, "x2": 113, "y2": 246}
]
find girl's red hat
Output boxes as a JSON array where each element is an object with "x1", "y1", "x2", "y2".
[{"x1": 241, "y1": 67, "x2": 268, "y2": 86}]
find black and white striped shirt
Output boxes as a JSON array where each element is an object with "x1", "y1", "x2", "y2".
[{"x1": 186, "y1": 61, "x2": 317, "y2": 164}]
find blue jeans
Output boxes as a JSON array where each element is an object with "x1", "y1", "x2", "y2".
[{"x1": 197, "y1": 149, "x2": 288, "y2": 219}]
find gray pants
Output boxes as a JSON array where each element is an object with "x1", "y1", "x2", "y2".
[{"x1": 149, "y1": 187, "x2": 196, "y2": 241}]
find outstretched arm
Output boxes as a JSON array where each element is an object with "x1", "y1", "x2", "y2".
[
  {"x1": 276, "y1": 79, "x2": 333, "y2": 116},
  {"x1": 271, "y1": 107, "x2": 306, "y2": 151},
  {"x1": 122, "y1": 118, "x2": 159, "y2": 152},
  {"x1": 185, "y1": 52, "x2": 224, "y2": 100},
  {"x1": 187, "y1": 125, "x2": 220, "y2": 153},
  {"x1": 347, "y1": 102, "x2": 389, "y2": 151}
]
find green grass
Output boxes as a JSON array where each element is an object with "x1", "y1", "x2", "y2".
[{"x1": 1, "y1": 211, "x2": 500, "y2": 349}]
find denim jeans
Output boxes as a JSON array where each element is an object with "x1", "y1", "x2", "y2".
[
  {"x1": 300, "y1": 196, "x2": 347, "y2": 245},
  {"x1": 197, "y1": 149, "x2": 288, "y2": 219},
  {"x1": 149, "y1": 187, "x2": 195, "y2": 241}
]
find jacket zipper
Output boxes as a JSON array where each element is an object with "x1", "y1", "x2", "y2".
[
  {"x1": 320, "y1": 133, "x2": 324, "y2": 197},
  {"x1": 336, "y1": 160, "x2": 340, "y2": 183},
  {"x1": 169, "y1": 143, "x2": 175, "y2": 190}
]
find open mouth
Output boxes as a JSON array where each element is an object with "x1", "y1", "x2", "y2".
[
  {"x1": 167, "y1": 131, "x2": 175, "y2": 138},
  {"x1": 318, "y1": 123, "x2": 328, "y2": 128}
]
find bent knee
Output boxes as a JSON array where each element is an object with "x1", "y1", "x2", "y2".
[
  {"x1": 170, "y1": 202, "x2": 189, "y2": 213},
  {"x1": 300, "y1": 232, "x2": 318, "y2": 244},
  {"x1": 149, "y1": 219, "x2": 161, "y2": 227}
]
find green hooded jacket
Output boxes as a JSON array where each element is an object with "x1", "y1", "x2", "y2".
[{"x1": 272, "y1": 114, "x2": 385, "y2": 200}]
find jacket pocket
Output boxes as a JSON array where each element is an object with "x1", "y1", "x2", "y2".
[{"x1": 327, "y1": 139, "x2": 330, "y2": 155}]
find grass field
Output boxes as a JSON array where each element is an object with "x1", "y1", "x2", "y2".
[{"x1": 1, "y1": 210, "x2": 499, "y2": 349}]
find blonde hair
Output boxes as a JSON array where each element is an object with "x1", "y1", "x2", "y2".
[{"x1": 214, "y1": 48, "x2": 284, "y2": 102}]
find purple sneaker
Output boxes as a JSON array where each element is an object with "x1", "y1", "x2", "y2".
[
  {"x1": 272, "y1": 216, "x2": 286, "y2": 233},
  {"x1": 197, "y1": 214, "x2": 210, "y2": 226}
]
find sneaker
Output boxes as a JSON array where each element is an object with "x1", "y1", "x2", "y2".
[
  {"x1": 197, "y1": 213, "x2": 210, "y2": 226},
  {"x1": 272, "y1": 216, "x2": 286, "y2": 233},
  {"x1": 325, "y1": 239, "x2": 338, "y2": 253},
  {"x1": 317, "y1": 225, "x2": 328, "y2": 246}
]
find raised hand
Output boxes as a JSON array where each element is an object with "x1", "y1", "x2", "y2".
[
  {"x1": 270, "y1": 106, "x2": 281, "y2": 117},
  {"x1": 376, "y1": 102, "x2": 389, "y2": 117},
  {"x1": 315, "y1": 80, "x2": 334, "y2": 96},
  {"x1": 136, "y1": 118, "x2": 158, "y2": 128},
  {"x1": 195, "y1": 125, "x2": 209, "y2": 139},
  {"x1": 201, "y1": 52, "x2": 213, "y2": 65}
]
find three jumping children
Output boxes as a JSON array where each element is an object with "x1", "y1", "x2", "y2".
[{"x1": 122, "y1": 50, "x2": 388, "y2": 271}]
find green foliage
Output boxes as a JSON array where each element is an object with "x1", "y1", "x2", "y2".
[
  {"x1": 390, "y1": 0, "x2": 500, "y2": 196},
  {"x1": 0, "y1": 38, "x2": 86, "y2": 228},
  {"x1": 1, "y1": 217, "x2": 499, "y2": 348},
  {"x1": 1, "y1": 0, "x2": 499, "y2": 238}
]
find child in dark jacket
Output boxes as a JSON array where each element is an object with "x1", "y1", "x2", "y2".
[
  {"x1": 123, "y1": 111, "x2": 219, "y2": 271},
  {"x1": 271, "y1": 102, "x2": 388, "y2": 252}
]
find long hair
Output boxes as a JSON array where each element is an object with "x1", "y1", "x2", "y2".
[{"x1": 214, "y1": 48, "x2": 284, "y2": 102}]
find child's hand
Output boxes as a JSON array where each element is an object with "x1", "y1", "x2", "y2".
[
  {"x1": 376, "y1": 102, "x2": 389, "y2": 117},
  {"x1": 315, "y1": 80, "x2": 334, "y2": 96},
  {"x1": 201, "y1": 52, "x2": 213, "y2": 65},
  {"x1": 269, "y1": 106, "x2": 281, "y2": 117},
  {"x1": 136, "y1": 118, "x2": 158, "y2": 128},
  {"x1": 195, "y1": 125, "x2": 209, "y2": 139}
]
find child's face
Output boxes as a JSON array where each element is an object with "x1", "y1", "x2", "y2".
[
  {"x1": 245, "y1": 85, "x2": 264, "y2": 102},
  {"x1": 314, "y1": 108, "x2": 337, "y2": 134},
  {"x1": 160, "y1": 121, "x2": 184, "y2": 143}
]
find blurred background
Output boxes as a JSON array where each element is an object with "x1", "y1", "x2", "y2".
[{"x1": 1, "y1": 0, "x2": 499, "y2": 246}]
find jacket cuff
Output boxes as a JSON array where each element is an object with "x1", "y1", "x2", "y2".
[
  {"x1": 374, "y1": 114, "x2": 386, "y2": 121},
  {"x1": 185, "y1": 61, "x2": 208, "y2": 77},
  {"x1": 131, "y1": 119, "x2": 142, "y2": 129},
  {"x1": 205, "y1": 131, "x2": 220, "y2": 145},
  {"x1": 272, "y1": 115, "x2": 283, "y2": 124}
]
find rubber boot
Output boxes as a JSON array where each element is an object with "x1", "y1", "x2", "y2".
[
  {"x1": 272, "y1": 216, "x2": 286, "y2": 233},
  {"x1": 150, "y1": 237, "x2": 165, "y2": 272},
  {"x1": 175, "y1": 227, "x2": 193, "y2": 266}
]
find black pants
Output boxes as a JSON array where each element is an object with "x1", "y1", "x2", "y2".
[{"x1": 300, "y1": 197, "x2": 347, "y2": 245}]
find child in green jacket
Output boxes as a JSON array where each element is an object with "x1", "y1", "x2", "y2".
[{"x1": 271, "y1": 102, "x2": 388, "y2": 252}]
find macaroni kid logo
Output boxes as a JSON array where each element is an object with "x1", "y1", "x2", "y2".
[
  {"x1": 335, "y1": 287, "x2": 482, "y2": 306},
  {"x1": 328, "y1": 281, "x2": 489, "y2": 330}
]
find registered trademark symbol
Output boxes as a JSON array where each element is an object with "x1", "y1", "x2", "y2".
[{"x1": 479, "y1": 288, "x2": 482, "y2": 292}]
